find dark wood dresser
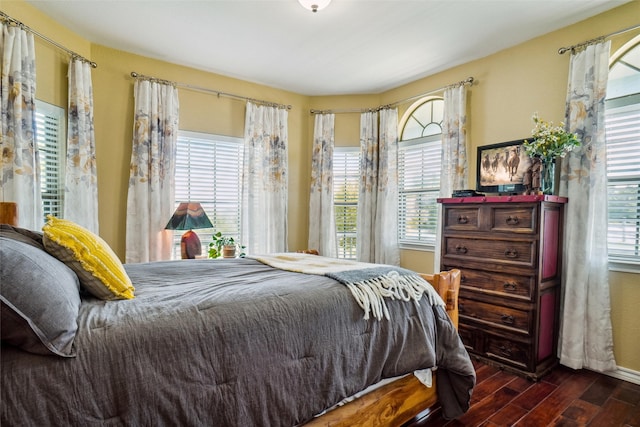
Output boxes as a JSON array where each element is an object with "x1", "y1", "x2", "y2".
[{"x1": 438, "y1": 195, "x2": 566, "y2": 380}]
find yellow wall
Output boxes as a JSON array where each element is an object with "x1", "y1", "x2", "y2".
[
  {"x1": 3, "y1": 0, "x2": 639, "y2": 372},
  {"x1": 610, "y1": 270, "x2": 640, "y2": 370},
  {"x1": 379, "y1": 2, "x2": 640, "y2": 371},
  {"x1": 307, "y1": 95, "x2": 380, "y2": 146},
  {"x1": 4, "y1": 1, "x2": 311, "y2": 257},
  {"x1": 87, "y1": 45, "x2": 311, "y2": 257}
]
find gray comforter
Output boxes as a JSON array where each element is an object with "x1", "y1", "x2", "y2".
[{"x1": 1, "y1": 258, "x2": 475, "y2": 426}]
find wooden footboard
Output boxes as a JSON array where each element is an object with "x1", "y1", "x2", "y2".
[
  {"x1": 304, "y1": 269, "x2": 461, "y2": 427},
  {"x1": 420, "y1": 269, "x2": 461, "y2": 330}
]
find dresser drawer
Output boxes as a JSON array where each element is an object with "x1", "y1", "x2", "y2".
[
  {"x1": 444, "y1": 237, "x2": 536, "y2": 268},
  {"x1": 446, "y1": 266, "x2": 534, "y2": 300},
  {"x1": 457, "y1": 324, "x2": 479, "y2": 354},
  {"x1": 440, "y1": 198, "x2": 565, "y2": 379},
  {"x1": 490, "y1": 205, "x2": 537, "y2": 234},
  {"x1": 443, "y1": 207, "x2": 480, "y2": 231},
  {"x1": 485, "y1": 334, "x2": 530, "y2": 369},
  {"x1": 459, "y1": 298, "x2": 531, "y2": 335}
]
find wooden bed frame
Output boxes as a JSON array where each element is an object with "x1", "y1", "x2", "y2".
[{"x1": 305, "y1": 269, "x2": 462, "y2": 427}]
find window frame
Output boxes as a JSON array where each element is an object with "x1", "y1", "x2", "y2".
[
  {"x1": 605, "y1": 37, "x2": 640, "y2": 273},
  {"x1": 35, "y1": 99, "x2": 66, "y2": 221},
  {"x1": 333, "y1": 146, "x2": 360, "y2": 260},
  {"x1": 398, "y1": 97, "x2": 443, "y2": 251},
  {"x1": 605, "y1": 97, "x2": 640, "y2": 273},
  {"x1": 398, "y1": 135, "x2": 442, "y2": 250},
  {"x1": 172, "y1": 130, "x2": 243, "y2": 260}
]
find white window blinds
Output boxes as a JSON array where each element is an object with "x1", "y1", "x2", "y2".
[
  {"x1": 35, "y1": 100, "x2": 65, "y2": 220},
  {"x1": 398, "y1": 137, "x2": 441, "y2": 246},
  {"x1": 605, "y1": 101, "x2": 640, "y2": 265},
  {"x1": 333, "y1": 148, "x2": 359, "y2": 259},
  {"x1": 174, "y1": 131, "x2": 243, "y2": 258}
]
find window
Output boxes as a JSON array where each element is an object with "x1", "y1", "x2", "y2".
[
  {"x1": 333, "y1": 147, "x2": 360, "y2": 259},
  {"x1": 606, "y1": 39, "x2": 640, "y2": 268},
  {"x1": 398, "y1": 98, "x2": 443, "y2": 248},
  {"x1": 173, "y1": 131, "x2": 243, "y2": 259},
  {"x1": 35, "y1": 100, "x2": 66, "y2": 220}
]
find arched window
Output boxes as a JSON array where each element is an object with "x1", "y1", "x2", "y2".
[
  {"x1": 398, "y1": 98, "x2": 443, "y2": 247},
  {"x1": 606, "y1": 36, "x2": 640, "y2": 268}
]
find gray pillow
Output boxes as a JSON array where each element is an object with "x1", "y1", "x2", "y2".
[
  {"x1": 0, "y1": 237, "x2": 81, "y2": 357},
  {"x1": 0, "y1": 224, "x2": 44, "y2": 250}
]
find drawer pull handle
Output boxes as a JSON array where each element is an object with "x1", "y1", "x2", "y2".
[
  {"x1": 506, "y1": 216, "x2": 519, "y2": 225},
  {"x1": 455, "y1": 245, "x2": 468, "y2": 254},
  {"x1": 498, "y1": 345, "x2": 512, "y2": 357},
  {"x1": 457, "y1": 215, "x2": 468, "y2": 224},
  {"x1": 501, "y1": 314, "x2": 515, "y2": 325},
  {"x1": 503, "y1": 281, "x2": 518, "y2": 291},
  {"x1": 504, "y1": 248, "x2": 519, "y2": 258}
]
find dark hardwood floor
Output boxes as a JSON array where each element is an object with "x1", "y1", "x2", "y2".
[{"x1": 427, "y1": 359, "x2": 640, "y2": 426}]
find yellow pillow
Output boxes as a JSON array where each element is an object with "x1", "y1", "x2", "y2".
[{"x1": 42, "y1": 216, "x2": 134, "y2": 300}]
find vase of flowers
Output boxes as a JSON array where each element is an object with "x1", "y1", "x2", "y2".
[
  {"x1": 523, "y1": 113, "x2": 580, "y2": 195},
  {"x1": 540, "y1": 159, "x2": 555, "y2": 196}
]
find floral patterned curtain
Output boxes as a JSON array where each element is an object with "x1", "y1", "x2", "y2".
[
  {"x1": 0, "y1": 22, "x2": 42, "y2": 228},
  {"x1": 125, "y1": 79, "x2": 179, "y2": 263},
  {"x1": 356, "y1": 108, "x2": 400, "y2": 265},
  {"x1": 64, "y1": 58, "x2": 98, "y2": 233},
  {"x1": 241, "y1": 102, "x2": 288, "y2": 254},
  {"x1": 308, "y1": 113, "x2": 337, "y2": 257},
  {"x1": 558, "y1": 40, "x2": 616, "y2": 372},
  {"x1": 434, "y1": 84, "x2": 468, "y2": 272}
]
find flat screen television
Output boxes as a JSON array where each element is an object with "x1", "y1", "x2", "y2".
[{"x1": 476, "y1": 139, "x2": 533, "y2": 194}]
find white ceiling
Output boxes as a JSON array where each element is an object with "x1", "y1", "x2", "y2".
[{"x1": 25, "y1": 0, "x2": 629, "y2": 96}]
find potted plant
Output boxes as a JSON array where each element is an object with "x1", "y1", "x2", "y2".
[
  {"x1": 523, "y1": 112, "x2": 580, "y2": 195},
  {"x1": 208, "y1": 232, "x2": 246, "y2": 259}
]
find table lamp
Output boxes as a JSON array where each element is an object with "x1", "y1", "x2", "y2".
[
  {"x1": 0, "y1": 202, "x2": 18, "y2": 225},
  {"x1": 165, "y1": 202, "x2": 213, "y2": 259}
]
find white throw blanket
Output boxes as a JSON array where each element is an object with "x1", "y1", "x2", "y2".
[{"x1": 248, "y1": 253, "x2": 445, "y2": 320}]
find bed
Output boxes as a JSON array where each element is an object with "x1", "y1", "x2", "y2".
[{"x1": 0, "y1": 221, "x2": 475, "y2": 426}]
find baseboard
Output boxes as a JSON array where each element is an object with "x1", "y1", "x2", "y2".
[{"x1": 602, "y1": 366, "x2": 640, "y2": 385}]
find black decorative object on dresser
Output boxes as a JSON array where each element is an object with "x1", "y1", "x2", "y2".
[{"x1": 438, "y1": 195, "x2": 566, "y2": 380}]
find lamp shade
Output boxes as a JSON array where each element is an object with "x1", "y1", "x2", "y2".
[
  {"x1": 166, "y1": 202, "x2": 213, "y2": 259},
  {"x1": 165, "y1": 202, "x2": 213, "y2": 231}
]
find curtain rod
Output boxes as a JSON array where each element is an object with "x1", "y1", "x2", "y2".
[
  {"x1": 388, "y1": 76, "x2": 474, "y2": 107},
  {"x1": 309, "y1": 107, "x2": 380, "y2": 115},
  {"x1": 130, "y1": 71, "x2": 292, "y2": 110},
  {"x1": 558, "y1": 23, "x2": 640, "y2": 54},
  {"x1": 0, "y1": 12, "x2": 97, "y2": 68},
  {"x1": 310, "y1": 76, "x2": 474, "y2": 115}
]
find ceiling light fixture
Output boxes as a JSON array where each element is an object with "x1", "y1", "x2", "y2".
[{"x1": 298, "y1": 0, "x2": 332, "y2": 13}]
